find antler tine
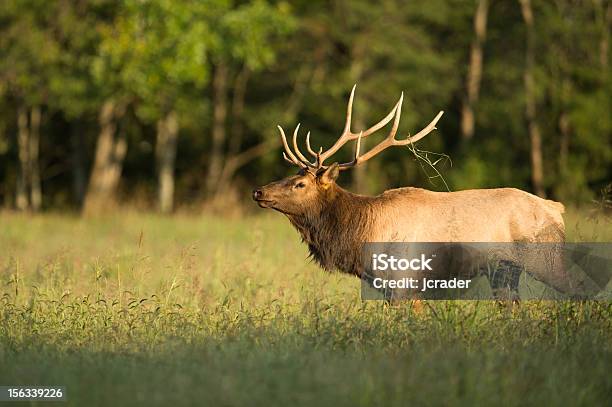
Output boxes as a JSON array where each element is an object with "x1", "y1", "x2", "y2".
[
  {"x1": 362, "y1": 96, "x2": 402, "y2": 137},
  {"x1": 340, "y1": 93, "x2": 444, "y2": 170},
  {"x1": 344, "y1": 105, "x2": 444, "y2": 168},
  {"x1": 316, "y1": 86, "x2": 357, "y2": 166},
  {"x1": 343, "y1": 84, "x2": 356, "y2": 134},
  {"x1": 355, "y1": 131, "x2": 363, "y2": 157},
  {"x1": 282, "y1": 152, "x2": 295, "y2": 165},
  {"x1": 278, "y1": 125, "x2": 306, "y2": 168},
  {"x1": 305, "y1": 131, "x2": 318, "y2": 158},
  {"x1": 390, "y1": 92, "x2": 404, "y2": 138},
  {"x1": 317, "y1": 86, "x2": 402, "y2": 167},
  {"x1": 291, "y1": 124, "x2": 315, "y2": 167},
  {"x1": 338, "y1": 131, "x2": 364, "y2": 169},
  {"x1": 401, "y1": 110, "x2": 444, "y2": 145}
]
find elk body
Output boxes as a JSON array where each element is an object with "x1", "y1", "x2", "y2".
[{"x1": 253, "y1": 86, "x2": 567, "y2": 291}]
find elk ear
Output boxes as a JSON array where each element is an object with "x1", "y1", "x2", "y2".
[{"x1": 317, "y1": 162, "x2": 339, "y2": 187}]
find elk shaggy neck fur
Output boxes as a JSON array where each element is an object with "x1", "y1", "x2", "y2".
[{"x1": 286, "y1": 185, "x2": 376, "y2": 275}]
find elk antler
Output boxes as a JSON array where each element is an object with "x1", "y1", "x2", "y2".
[{"x1": 277, "y1": 85, "x2": 444, "y2": 171}]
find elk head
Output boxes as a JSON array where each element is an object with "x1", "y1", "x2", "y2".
[
  {"x1": 252, "y1": 85, "x2": 444, "y2": 217},
  {"x1": 252, "y1": 164, "x2": 340, "y2": 216}
]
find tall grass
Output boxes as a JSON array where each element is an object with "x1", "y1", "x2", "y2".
[{"x1": 0, "y1": 210, "x2": 610, "y2": 406}]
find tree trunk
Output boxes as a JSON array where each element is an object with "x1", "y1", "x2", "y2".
[
  {"x1": 594, "y1": 0, "x2": 611, "y2": 73},
  {"x1": 558, "y1": 111, "x2": 570, "y2": 175},
  {"x1": 16, "y1": 106, "x2": 30, "y2": 211},
  {"x1": 215, "y1": 140, "x2": 275, "y2": 200},
  {"x1": 228, "y1": 66, "x2": 250, "y2": 157},
  {"x1": 71, "y1": 122, "x2": 86, "y2": 207},
  {"x1": 558, "y1": 79, "x2": 571, "y2": 177},
  {"x1": 83, "y1": 99, "x2": 127, "y2": 216},
  {"x1": 29, "y1": 105, "x2": 42, "y2": 211},
  {"x1": 156, "y1": 110, "x2": 179, "y2": 213},
  {"x1": 603, "y1": 4, "x2": 611, "y2": 72},
  {"x1": 214, "y1": 67, "x2": 251, "y2": 196},
  {"x1": 283, "y1": 63, "x2": 316, "y2": 123},
  {"x1": 519, "y1": 0, "x2": 545, "y2": 198},
  {"x1": 461, "y1": 0, "x2": 489, "y2": 140},
  {"x1": 215, "y1": 58, "x2": 321, "y2": 198},
  {"x1": 205, "y1": 61, "x2": 229, "y2": 196}
]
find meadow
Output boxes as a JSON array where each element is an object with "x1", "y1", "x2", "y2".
[{"x1": 0, "y1": 209, "x2": 611, "y2": 406}]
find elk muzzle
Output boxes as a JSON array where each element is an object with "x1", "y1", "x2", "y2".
[{"x1": 252, "y1": 187, "x2": 275, "y2": 208}]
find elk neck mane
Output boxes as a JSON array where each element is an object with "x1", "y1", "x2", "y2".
[{"x1": 285, "y1": 184, "x2": 376, "y2": 276}]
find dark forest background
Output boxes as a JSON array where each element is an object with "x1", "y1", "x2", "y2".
[{"x1": 0, "y1": 0, "x2": 610, "y2": 215}]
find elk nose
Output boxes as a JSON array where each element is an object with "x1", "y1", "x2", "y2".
[{"x1": 252, "y1": 189, "x2": 263, "y2": 200}]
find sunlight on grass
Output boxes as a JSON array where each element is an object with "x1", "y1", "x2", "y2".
[{"x1": 0, "y1": 210, "x2": 610, "y2": 406}]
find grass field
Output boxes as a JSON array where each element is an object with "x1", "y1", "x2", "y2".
[{"x1": 1, "y1": 209, "x2": 611, "y2": 406}]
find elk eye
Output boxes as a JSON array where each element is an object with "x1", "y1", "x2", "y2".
[{"x1": 294, "y1": 182, "x2": 306, "y2": 189}]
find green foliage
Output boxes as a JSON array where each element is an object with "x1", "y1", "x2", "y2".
[
  {"x1": 93, "y1": 0, "x2": 216, "y2": 120},
  {"x1": 0, "y1": 0, "x2": 60, "y2": 104},
  {"x1": 92, "y1": 0, "x2": 294, "y2": 122},
  {"x1": 0, "y1": 0, "x2": 609, "y2": 208},
  {"x1": 222, "y1": 0, "x2": 296, "y2": 71}
]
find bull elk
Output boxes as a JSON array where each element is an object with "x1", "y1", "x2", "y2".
[{"x1": 253, "y1": 86, "x2": 566, "y2": 290}]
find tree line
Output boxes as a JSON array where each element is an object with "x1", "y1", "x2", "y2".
[{"x1": 0, "y1": 0, "x2": 610, "y2": 214}]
